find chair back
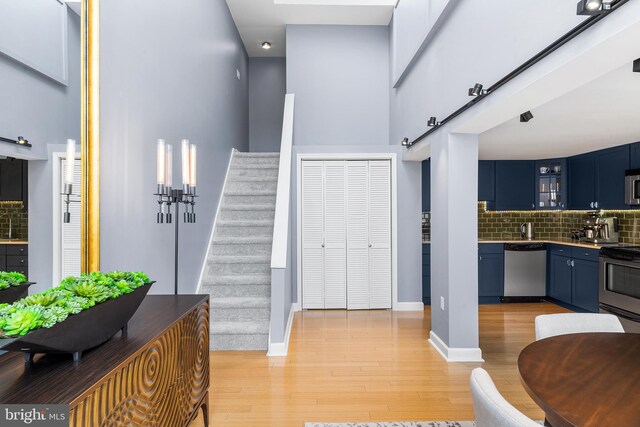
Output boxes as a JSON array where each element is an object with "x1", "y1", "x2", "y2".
[{"x1": 535, "y1": 313, "x2": 624, "y2": 341}]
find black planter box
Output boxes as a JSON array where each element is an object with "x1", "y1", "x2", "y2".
[
  {"x1": 0, "y1": 283, "x2": 34, "y2": 305},
  {"x1": 0, "y1": 284, "x2": 151, "y2": 362}
]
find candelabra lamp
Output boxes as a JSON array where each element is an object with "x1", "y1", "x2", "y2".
[
  {"x1": 62, "y1": 139, "x2": 79, "y2": 224},
  {"x1": 155, "y1": 139, "x2": 198, "y2": 295}
]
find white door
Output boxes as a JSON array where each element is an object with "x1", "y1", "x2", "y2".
[{"x1": 301, "y1": 159, "x2": 391, "y2": 310}]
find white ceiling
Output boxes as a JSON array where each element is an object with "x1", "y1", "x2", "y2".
[
  {"x1": 65, "y1": 1, "x2": 80, "y2": 15},
  {"x1": 225, "y1": 0, "x2": 395, "y2": 57},
  {"x1": 479, "y1": 63, "x2": 640, "y2": 160}
]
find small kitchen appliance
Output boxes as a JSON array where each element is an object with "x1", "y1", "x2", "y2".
[
  {"x1": 581, "y1": 213, "x2": 619, "y2": 244},
  {"x1": 625, "y1": 169, "x2": 640, "y2": 205},
  {"x1": 521, "y1": 222, "x2": 535, "y2": 240}
]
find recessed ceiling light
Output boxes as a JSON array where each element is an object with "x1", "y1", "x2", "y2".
[
  {"x1": 261, "y1": 42, "x2": 271, "y2": 50},
  {"x1": 520, "y1": 111, "x2": 534, "y2": 123}
]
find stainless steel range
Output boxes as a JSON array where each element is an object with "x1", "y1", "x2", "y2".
[{"x1": 599, "y1": 246, "x2": 640, "y2": 332}]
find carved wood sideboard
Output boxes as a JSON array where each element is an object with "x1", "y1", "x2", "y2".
[{"x1": 0, "y1": 295, "x2": 210, "y2": 427}]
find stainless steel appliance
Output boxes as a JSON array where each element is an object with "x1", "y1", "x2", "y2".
[
  {"x1": 599, "y1": 246, "x2": 640, "y2": 333},
  {"x1": 502, "y1": 243, "x2": 546, "y2": 302},
  {"x1": 625, "y1": 169, "x2": 640, "y2": 205},
  {"x1": 520, "y1": 223, "x2": 535, "y2": 240},
  {"x1": 581, "y1": 213, "x2": 619, "y2": 244}
]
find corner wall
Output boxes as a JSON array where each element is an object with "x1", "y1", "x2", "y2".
[
  {"x1": 99, "y1": 0, "x2": 249, "y2": 294},
  {"x1": 249, "y1": 58, "x2": 286, "y2": 153}
]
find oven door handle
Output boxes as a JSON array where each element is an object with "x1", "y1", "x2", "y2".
[{"x1": 600, "y1": 304, "x2": 640, "y2": 323}]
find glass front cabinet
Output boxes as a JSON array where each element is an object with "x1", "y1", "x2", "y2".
[{"x1": 536, "y1": 159, "x2": 566, "y2": 210}]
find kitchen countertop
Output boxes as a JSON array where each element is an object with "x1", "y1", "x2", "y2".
[
  {"x1": 0, "y1": 240, "x2": 28, "y2": 245},
  {"x1": 422, "y1": 238, "x2": 622, "y2": 249}
]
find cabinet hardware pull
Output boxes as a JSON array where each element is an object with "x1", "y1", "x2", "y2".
[{"x1": 571, "y1": 260, "x2": 575, "y2": 267}]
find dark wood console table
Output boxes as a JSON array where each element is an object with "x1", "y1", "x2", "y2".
[{"x1": 0, "y1": 295, "x2": 210, "y2": 427}]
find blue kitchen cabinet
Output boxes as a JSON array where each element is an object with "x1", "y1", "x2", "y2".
[
  {"x1": 549, "y1": 253, "x2": 572, "y2": 304},
  {"x1": 535, "y1": 159, "x2": 566, "y2": 210},
  {"x1": 596, "y1": 145, "x2": 629, "y2": 209},
  {"x1": 422, "y1": 160, "x2": 430, "y2": 212},
  {"x1": 478, "y1": 160, "x2": 495, "y2": 203},
  {"x1": 422, "y1": 244, "x2": 431, "y2": 306},
  {"x1": 495, "y1": 161, "x2": 535, "y2": 210},
  {"x1": 568, "y1": 153, "x2": 596, "y2": 210},
  {"x1": 478, "y1": 244, "x2": 504, "y2": 303},
  {"x1": 572, "y1": 258, "x2": 599, "y2": 313},
  {"x1": 630, "y1": 141, "x2": 640, "y2": 169}
]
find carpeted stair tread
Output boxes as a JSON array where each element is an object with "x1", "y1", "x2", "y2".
[
  {"x1": 210, "y1": 296, "x2": 270, "y2": 309},
  {"x1": 211, "y1": 334, "x2": 269, "y2": 351},
  {"x1": 209, "y1": 255, "x2": 270, "y2": 264},
  {"x1": 205, "y1": 274, "x2": 271, "y2": 286},
  {"x1": 212, "y1": 236, "x2": 273, "y2": 244},
  {"x1": 221, "y1": 203, "x2": 275, "y2": 211},
  {"x1": 212, "y1": 321, "x2": 270, "y2": 335},
  {"x1": 234, "y1": 152, "x2": 279, "y2": 158},
  {"x1": 217, "y1": 219, "x2": 274, "y2": 227},
  {"x1": 231, "y1": 164, "x2": 279, "y2": 170},
  {"x1": 224, "y1": 189, "x2": 277, "y2": 196}
]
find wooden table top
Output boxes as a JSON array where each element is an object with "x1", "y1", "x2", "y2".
[
  {"x1": 518, "y1": 332, "x2": 640, "y2": 427},
  {"x1": 0, "y1": 294, "x2": 208, "y2": 405}
]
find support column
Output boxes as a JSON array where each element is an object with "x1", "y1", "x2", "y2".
[{"x1": 429, "y1": 132, "x2": 482, "y2": 362}]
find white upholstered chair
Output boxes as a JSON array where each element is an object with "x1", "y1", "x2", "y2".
[
  {"x1": 534, "y1": 313, "x2": 624, "y2": 341},
  {"x1": 470, "y1": 368, "x2": 540, "y2": 427}
]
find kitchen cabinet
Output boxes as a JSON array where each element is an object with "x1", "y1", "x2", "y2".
[
  {"x1": 478, "y1": 160, "x2": 495, "y2": 203},
  {"x1": 422, "y1": 160, "x2": 430, "y2": 212},
  {"x1": 478, "y1": 244, "x2": 504, "y2": 303},
  {"x1": 0, "y1": 245, "x2": 28, "y2": 278},
  {"x1": 0, "y1": 159, "x2": 27, "y2": 205},
  {"x1": 535, "y1": 159, "x2": 566, "y2": 210},
  {"x1": 547, "y1": 245, "x2": 599, "y2": 312},
  {"x1": 422, "y1": 244, "x2": 430, "y2": 306},
  {"x1": 568, "y1": 146, "x2": 629, "y2": 210},
  {"x1": 629, "y1": 141, "x2": 640, "y2": 169},
  {"x1": 495, "y1": 161, "x2": 535, "y2": 211}
]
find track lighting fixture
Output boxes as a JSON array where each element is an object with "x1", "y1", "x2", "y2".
[
  {"x1": 520, "y1": 111, "x2": 534, "y2": 123},
  {"x1": 427, "y1": 117, "x2": 441, "y2": 127},
  {"x1": 633, "y1": 58, "x2": 640, "y2": 73},
  {"x1": 0, "y1": 135, "x2": 32, "y2": 148},
  {"x1": 401, "y1": 137, "x2": 410, "y2": 147},
  {"x1": 576, "y1": 0, "x2": 611, "y2": 15},
  {"x1": 468, "y1": 83, "x2": 488, "y2": 97}
]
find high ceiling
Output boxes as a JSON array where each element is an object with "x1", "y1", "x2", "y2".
[
  {"x1": 225, "y1": 0, "x2": 395, "y2": 57},
  {"x1": 479, "y1": 63, "x2": 640, "y2": 160}
]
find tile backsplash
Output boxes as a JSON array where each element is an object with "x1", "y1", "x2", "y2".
[
  {"x1": 422, "y1": 202, "x2": 640, "y2": 244},
  {"x1": 0, "y1": 202, "x2": 27, "y2": 240}
]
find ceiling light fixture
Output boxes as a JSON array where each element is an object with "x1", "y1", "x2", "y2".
[
  {"x1": 261, "y1": 42, "x2": 271, "y2": 50},
  {"x1": 468, "y1": 83, "x2": 488, "y2": 97},
  {"x1": 0, "y1": 135, "x2": 32, "y2": 148},
  {"x1": 633, "y1": 58, "x2": 640, "y2": 73},
  {"x1": 576, "y1": 0, "x2": 611, "y2": 15},
  {"x1": 427, "y1": 117, "x2": 441, "y2": 127},
  {"x1": 401, "y1": 137, "x2": 410, "y2": 147},
  {"x1": 520, "y1": 111, "x2": 534, "y2": 123}
]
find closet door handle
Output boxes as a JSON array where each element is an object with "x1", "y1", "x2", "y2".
[
  {"x1": 321, "y1": 244, "x2": 325, "y2": 248},
  {"x1": 369, "y1": 244, "x2": 372, "y2": 248}
]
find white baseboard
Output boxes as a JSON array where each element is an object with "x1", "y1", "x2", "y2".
[
  {"x1": 394, "y1": 301, "x2": 424, "y2": 311},
  {"x1": 291, "y1": 302, "x2": 301, "y2": 312},
  {"x1": 267, "y1": 304, "x2": 296, "y2": 357},
  {"x1": 429, "y1": 330, "x2": 484, "y2": 363}
]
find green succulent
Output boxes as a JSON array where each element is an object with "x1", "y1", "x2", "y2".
[
  {"x1": 41, "y1": 306, "x2": 69, "y2": 328},
  {"x1": 21, "y1": 290, "x2": 62, "y2": 307},
  {"x1": 63, "y1": 281, "x2": 112, "y2": 303},
  {"x1": 2, "y1": 307, "x2": 43, "y2": 336},
  {"x1": 0, "y1": 272, "x2": 27, "y2": 290}
]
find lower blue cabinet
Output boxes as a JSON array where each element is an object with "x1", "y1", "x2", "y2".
[
  {"x1": 422, "y1": 244, "x2": 431, "y2": 305},
  {"x1": 478, "y1": 244, "x2": 504, "y2": 303},
  {"x1": 548, "y1": 246, "x2": 599, "y2": 312},
  {"x1": 572, "y1": 258, "x2": 599, "y2": 312},
  {"x1": 549, "y1": 254, "x2": 572, "y2": 304}
]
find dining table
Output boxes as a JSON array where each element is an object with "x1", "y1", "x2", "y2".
[{"x1": 518, "y1": 332, "x2": 640, "y2": 427}]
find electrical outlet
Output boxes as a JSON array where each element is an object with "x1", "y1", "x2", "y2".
[
  {"x1": 440, "y1": 296, "x2": 445, "y2": 311},
  {"x1": 236, "y1": 69, "x2": 240, "y2": 80}
]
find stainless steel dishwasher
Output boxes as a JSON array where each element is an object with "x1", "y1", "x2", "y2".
[{"x1": 501, "y1": 243, "x2": 547, "y2": 303}]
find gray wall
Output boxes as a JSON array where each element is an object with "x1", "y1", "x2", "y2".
[
  {"x1": 249, "y1": 58, "x2": 286, "y2": 153},
  {"x1": 389, "y1": 0, "x2": 584, "y2": 143},
  {"x1": 287, "y1": 25, "x2": 390, "y2": 147},
  {"x1": 99, "y1": 0, "x2": 249, "y2": 294}
]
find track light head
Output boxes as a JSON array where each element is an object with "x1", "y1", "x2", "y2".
[
  {"x1": 520, "y1": 111, "x2": 534, "y2": 123},
  {"x1": 576, "y1": 0, "x2": 611, "y2": 15},
  {"x1": 427, "y1": 117, "x2": 440, "y2": 127},
  {"x1": 633, "y1": 58, "x2": 640, "y2": 73},
  {"x1": 468, "y1": 83, "x2": 487, "y2": 97},
  {"x1": 401, "y1": 137, "x2": 410, "y2": 147}
]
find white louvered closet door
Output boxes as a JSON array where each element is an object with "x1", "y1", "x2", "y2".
[
  {"x1": 346, "y1": 161, "x2": 370, "y2": 310},
  {"x1": 368, "y1": 160, "x2": 391, "y2": 308},
  {"x1": 301, "y1": 161, "x2": 325, "y2": 309},
  {"x1": 61, "y1": 159, "x2": 82, "y2": 278},
  {"x1": 323, "y1": 161, "x2": 347, "y2": 309}
]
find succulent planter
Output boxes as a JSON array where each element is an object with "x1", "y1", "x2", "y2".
[
  {"x1": 0, "y1": 284, "x2": 152, "y2": 363},
  {"x1": 0, "y1": 283, "x2": 34, "y2": 305}
]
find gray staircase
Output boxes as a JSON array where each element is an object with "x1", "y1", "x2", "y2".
[{"x1": 201, "y1": 151, "x2": 279, "y2": 350}]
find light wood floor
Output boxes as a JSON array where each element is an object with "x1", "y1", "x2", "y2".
[{"x1": 192, "y1": 302, "x2": 568, "y2": 427}]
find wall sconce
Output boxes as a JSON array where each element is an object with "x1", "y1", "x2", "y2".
[{"x1": 0, "y1": 136, "x2": 32, "y2": 148}]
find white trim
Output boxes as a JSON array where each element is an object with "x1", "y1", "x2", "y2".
[
  {"x1": 429, "y1": 330, "x2": 484, "y2": 363},
  {"x1": 271, "y1": 93, "x2": 295, "y2": 269},
  {"x1": 394, "y1": 301, "x2": 424, "y2": 311},
  {"x1": 267, "y1": 304, "x2": 296, "y2": 357},
  {"x1": 52, "y1": 151, "x2": 80, "y2": 285},
  {"x1": 195, "y1": 148, "x2": 235, "y2": 294},
  {"x1": 291, "y1": 302, "x2": 301, "y2": 312},
  {"x1": 296, "y1": 152, "x2": 399, "y2": 310}
]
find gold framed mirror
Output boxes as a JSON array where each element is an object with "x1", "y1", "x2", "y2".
[{"x1": 81, "y1": 0, "x2": 100, "y2": 273}]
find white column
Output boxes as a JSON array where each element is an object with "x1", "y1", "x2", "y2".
[{"x1": 429, "y1": 132, "x2": 482, "y2": 362}]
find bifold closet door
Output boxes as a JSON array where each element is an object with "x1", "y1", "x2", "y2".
[
  {"x1": 368, "y1": 160, "x2": 391, "y2": 309},
  {"x1": 301, "y1": 161, "x2": 347, "y2": 309},
  {"x1": 346, "y1": 161, "x2": 370, "y2": 309}
]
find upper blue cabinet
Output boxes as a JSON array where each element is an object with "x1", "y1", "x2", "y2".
[
  {"x1": 495, "y1": 161, "x2": 535, "y2": 211},
  {"x1": 478, "y1": 160, "x2": 495, "y2": 203},
  {"x1": 629, "y1": 141, "x2": 640, "y2": 169},
  {"x1": 536, "y1": 159, "x2": 566, "y2": 210},
  {"x1": 568, "y1": 145, "x2": 629, "y2": 210},
  {"x1": 422, "y1": 160, "x2": 430, "y2": 212}
]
